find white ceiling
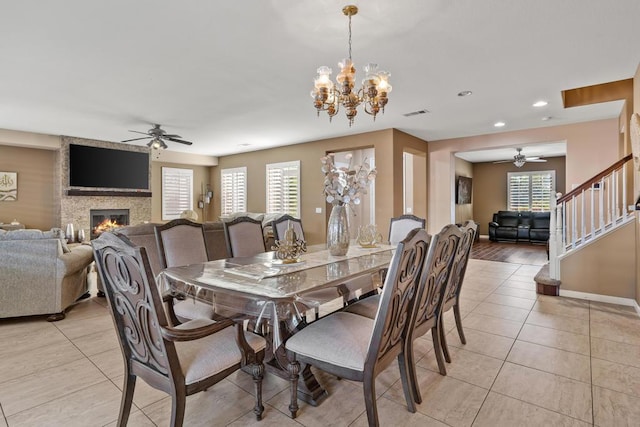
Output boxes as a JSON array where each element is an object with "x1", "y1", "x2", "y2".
[
  {"x1": 455, "y1": 142, "x2": 567, "y2": 163},
  {"x1": 1, "y1": 1, "x2": 639, "y2": 158}
]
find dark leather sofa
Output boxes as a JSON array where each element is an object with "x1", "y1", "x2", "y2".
[{"x1": 488, "y1": 211, "x2": 550, "y2": 243}]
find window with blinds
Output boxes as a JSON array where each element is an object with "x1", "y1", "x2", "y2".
[
  {"x1": 161, "y1": 167, "x2": 193, "y2": 220},
  {"x1": 266, "y1": 161, "x2": 300, "y2": 217},
  {"x1": 221, "y1": 167, "x2": 247, "y2": 216},
  {"x1": 508, "y1": 170, "x2": 555, "y2": 211}
]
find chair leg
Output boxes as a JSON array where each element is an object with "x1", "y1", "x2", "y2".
[
  {"x1": 405, "y1": 338, "x2": 422, "y2": 404},
  {"x1": 287, "y1": 356, "x2": 300, "y2": 419},
  {"x1": 363, "y1": 378, "x2": 380, "y2": 427},
  {"x1": 117, "y1": 374, "x2": 136, "y2": 427},
  {"x1": 170, "y1": 390, "x2": 186, "y2": 427},
  {"x1": 431, "y1": 324, "x2": 447, "y2": 376},
  {"x1": 439, "y1": 315, "x2": 451, "y2": 363},
  {"x1": 453, "y1": 303, "x2": 466, "y2": 345},
  {"x1": 252, "y1": 362, "x2": 265, "y2": 420},
  {"x1": 397, "y1": 352, "x2": 416, "y2": 413}
]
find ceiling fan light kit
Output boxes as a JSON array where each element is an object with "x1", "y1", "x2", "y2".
[
  {"x1": 493, "y1": 147, "x2": 547, "y2": 168},
  {"x1": 121, "y1": 124, "x2": 193, "y2": 150},
  {"x1": 310, "y1": 5, "x2": 392, "y2": 126}
]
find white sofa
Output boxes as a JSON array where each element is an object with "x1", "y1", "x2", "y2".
[{"x1": 0, "y1": 228, "x2": 94, "y2": 321}]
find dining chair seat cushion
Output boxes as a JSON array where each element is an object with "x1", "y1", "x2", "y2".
[
  {"x1": 343, "y1": 294, "x2": 380, "y2": 319},
  {"x1": 172, "y1": 300, "x2": 216, "y2": 323},
  {"x1": 175, "y1": 318, "x2": 266, "y2": 385},
  {"x1": 285, "y1": 312, "x2": 374, "y2": 371}
]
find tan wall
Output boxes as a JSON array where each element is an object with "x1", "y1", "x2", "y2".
[
  {"x1": 634, "y1": 62, "x2": 640, "y2": 306},
  {"x1": 454, "y1": 157, "x2": 473, "y2": 225},
  {"x1": 151, "y1": 162, "x2": 213, "y2": 223},
  {"x1": 561, "y1": 220, "x2": 635, "y2": 299},
  {"x1": 428, "y1": 119, "x2": 619, "y2": 232},
  {"x1": 392, "y1": 130, "x2": 429, "y2": 219},
  {"x1": 211, "y1": 129, "x2": 399, "y2": 245},
  {"x1": 472, "y1": 156, "x2": 566, "y2": 235},
  {"x1": 0, "y1": 145, "x2": 57, "y2": 230}
]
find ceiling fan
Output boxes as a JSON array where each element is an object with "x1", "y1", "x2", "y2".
[
  {"x1": 493, "y1": 148, "x2": 547, "y2": 168},
  {"x1": 121, "y1": 124, "x2": 193, "y2": 150}
]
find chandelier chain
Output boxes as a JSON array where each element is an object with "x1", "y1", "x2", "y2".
[{"x1": 348, "y1": 14, "x2": 352, "y2": 61}]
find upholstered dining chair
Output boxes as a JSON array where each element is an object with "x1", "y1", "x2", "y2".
[
  {"x1": 223, "y1": 216, "x2": 266, "y2": 258},
  {"x1": 438, "y1": 220, "x2": 478, "y2": 364},
  {"x1": 155, "y1": 219, "x2": 215, "y2": 325},
  {"x1": 271, "y1": 214, "x2": 305, "y2": 242},
  {"x1": 389, "y1": 214, "x2": 426, "y2": 245},
  {"x1": 92, "y1": 232, "x2": 266, "y2": 427},
  {"x1": 285, "y1": 228, "x2": 432, "y2": 425},
  {"x1": 405, "y1": 223, "x2": 461, "y2": 404}
]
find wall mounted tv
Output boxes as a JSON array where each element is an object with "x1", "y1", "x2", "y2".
[{"x1": 69, "y1": 144, "x2": 150, "y2": 190}]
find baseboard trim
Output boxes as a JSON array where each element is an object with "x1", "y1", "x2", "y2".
[{"x1": 559, "y1": 289, "x2": 640, "y2": 315}]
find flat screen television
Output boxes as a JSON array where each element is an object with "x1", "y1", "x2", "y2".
[{"x1": 69, "y1": 144, "x2": 149, "y2": 190}]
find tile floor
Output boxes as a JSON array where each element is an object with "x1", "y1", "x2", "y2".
[{"x1": 2, "y1": 259, "x2": 640, "y2": 426}]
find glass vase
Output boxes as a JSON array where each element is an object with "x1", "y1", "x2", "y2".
[{"x1": 327, "y1": 204, "x2": 350, "y2": 256}]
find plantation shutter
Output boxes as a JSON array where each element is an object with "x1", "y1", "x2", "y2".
[
  {"x1": 221, "y1": 167, "x2": 247, "y2": 216},
  {"x1": 508, "y1": 170, "x2": 555, "y2": 211},
  {"x1": 266, "y1": 161, "x2": 300, "y2": 217},
  {"x1": 162, "y1": 167, "x2": 193, "y2": 220}
]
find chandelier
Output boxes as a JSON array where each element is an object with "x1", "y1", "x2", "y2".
[{"x1": 311, "y1": 5, "x2": 392, "y2": 126}]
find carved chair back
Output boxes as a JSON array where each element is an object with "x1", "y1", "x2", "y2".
[
  {"x1": 442, "y1": 220, "x2": 478, "y2": 311},
  {"x1": 364, "y1": 228, "x2": 432, "y2": 369},
  {"x1": 92, "y1": 232, "x2": 183, "y2": 388}
]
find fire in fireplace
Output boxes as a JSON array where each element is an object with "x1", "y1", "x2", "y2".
[{"x1": 90, "y1": 209, "x2": 130, "y2": 239}]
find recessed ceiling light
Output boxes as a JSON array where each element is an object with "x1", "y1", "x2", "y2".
[
  {"x1": 494, "y1": 121, "x2": 506, "y2": 128},
  {"x1": 458, "y1": 90, "x2": 473, "y2": 97},
  {"x1": 533, "y1": 100, "x2": 548, "y2": 107}
]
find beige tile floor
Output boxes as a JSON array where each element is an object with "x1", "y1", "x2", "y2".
[{"x1": 2, "y1": 259, "x2": 640, "y2": 426}]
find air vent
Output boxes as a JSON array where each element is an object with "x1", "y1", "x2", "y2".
[{"x1": 403, "y1": 109, "x2": 430, "y2": 117}]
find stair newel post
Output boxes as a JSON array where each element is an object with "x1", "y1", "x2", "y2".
[{"x1": 549, "y1": 192, "x2": 562, "y2": 280}]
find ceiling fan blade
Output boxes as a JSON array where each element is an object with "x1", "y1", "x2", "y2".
[
  {"x1": 166, "y1": 137, "x2": 193, "y2": 145},
  {"x1": 121, "y1": 136, "x2": 152, "y2": 142},
  {"x1": 163, "y1": 134, "x2": 182, "y2": 138},
  {"x1": 525, "y1": 159, "x2": 547, "y2": 162},
  {"x1": 128, "y1": 130, "x2": 151, "y2": 136},
  {"x1": 492, "y1": 160, "x2": 513, "y2": 164}
]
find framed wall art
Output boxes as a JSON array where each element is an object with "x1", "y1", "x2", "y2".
[
  {"x1": 0, "y1": 172, "x2": 17, "y2": 201},
  {"x1": 456, "y1": 176, "x2": 472, "y2": 205}
]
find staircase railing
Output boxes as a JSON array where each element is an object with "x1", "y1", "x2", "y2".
[{"x1": 549, "y1": 154, "x2": 634, "y2": 280}]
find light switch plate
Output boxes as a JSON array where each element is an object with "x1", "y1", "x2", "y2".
[{"x1": 315, "y1": 207, "x2": 322, "y2": 214}]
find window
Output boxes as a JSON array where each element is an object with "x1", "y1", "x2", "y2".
[
  {"x1": 162, "y1": 167, "x2": 193, "y2": 220},
  {"x1": 221, "y1": 167, "x2": 247, "y2": 216},
  {"x1": 266, "y1": 161, "x2": 300, "y2": 217},
  {"x1": 508, "y1": 170, "x2": 555, "y2": 211}
]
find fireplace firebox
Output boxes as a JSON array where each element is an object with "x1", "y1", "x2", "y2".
[{"x1": 90, "y1": 209, "x2": 130, "y2": 239}]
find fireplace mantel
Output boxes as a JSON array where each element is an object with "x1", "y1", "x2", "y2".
[{"x1": 67, "y1": 189, "x2": 152, "y2": 197}]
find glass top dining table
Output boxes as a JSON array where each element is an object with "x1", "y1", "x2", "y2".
[
  {"x1": 158, "y1": 244, "x2": 394, "y2": 349},
  {"x1": 157, "y1": 244, "x2": 394, "y2": 405}
]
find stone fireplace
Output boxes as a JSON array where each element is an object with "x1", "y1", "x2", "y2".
[
  {"x1": 57, "y1": 136, "x2": 152, "y2": 235},
  {"x1": 90, "y1": 209, "x2": 130, "y2": 239}
]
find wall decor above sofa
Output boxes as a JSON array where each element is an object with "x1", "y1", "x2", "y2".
[{"x1": 0, "y1": 171, "x2": 17, "y2": 201}]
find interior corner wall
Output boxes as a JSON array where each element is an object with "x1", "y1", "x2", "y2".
[
  {"x1": 391, "y1": 129, "x2": 429, "y2": 221},
  {"x1": 427, "y1": 119, "x2": 619, "y2": 233},
  {"x1": 212, "y1": 129, "x2": 396, "y2": 245},
  {"x1": 454, "y1": 157, "x2": 473, "y2": 225},
  {"x1": 151, "y1": 162, "x2": 213, "y2": 223},
  {"x1": 0, "y1": 145, "x2": 57, "y2": 230},
  {"x1": 633, "y1": 61, "x2": 640, "y2": 307}
]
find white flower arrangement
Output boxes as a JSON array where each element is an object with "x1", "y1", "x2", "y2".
[{"x1": 321, "y1": 153, "x2": 377, "y2": 206}]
